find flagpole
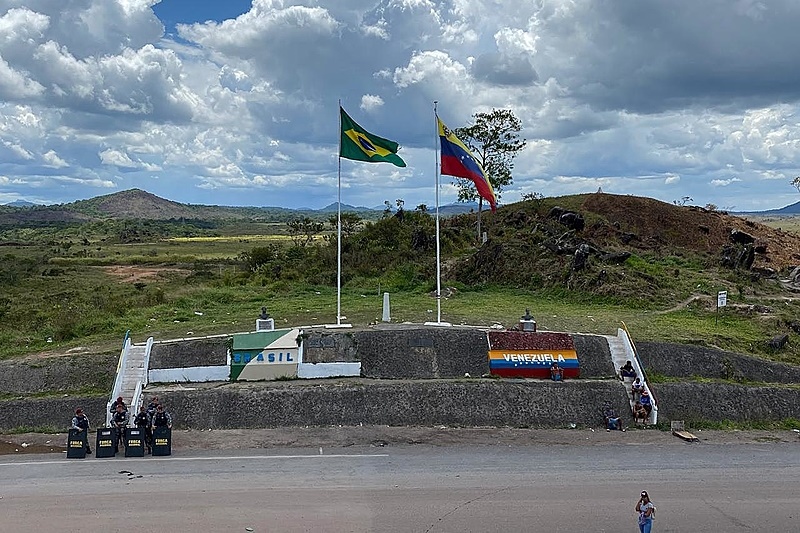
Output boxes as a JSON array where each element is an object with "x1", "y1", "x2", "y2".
[
  {"x1": 425, "y1": 102, "x2": 450, "y2": 328},
  {"x1": 337, "y1": 100, "x2": 343, "y2": 326},
  {"x1": 330, "y1": 103, "x2": 351, "y2": 329},
  {"x1": 434, "y1": 101, "x2": 442, "y2": 324}
]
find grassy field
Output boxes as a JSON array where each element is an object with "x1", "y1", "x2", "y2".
[{"x1": 2, "y1": 216, "x2": 799, "y2": 365}]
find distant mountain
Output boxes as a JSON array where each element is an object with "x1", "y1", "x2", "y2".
[
  {"x1": 0, "y1": 189, "x2": 380, "y2": 226},
  {"x1": 749, "y1": 201, "x2": 800, "y2": 216},
  {"x1": 318, "y1": 202, "x2": 375, "y2": 213},
  {"x1": 4, "y1": 200, "x2": 37, "y2": 207}
]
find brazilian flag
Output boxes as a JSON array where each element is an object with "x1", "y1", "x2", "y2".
[{"x1": 339, "y1": 107, "x2": 406, "y2": 167}]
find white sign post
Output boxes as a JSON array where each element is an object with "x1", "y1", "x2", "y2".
[
  {"x1": 716, "y1": 290, "x2": 727, "y2": 324},
  {"x1": 717, "y1": 291, "x2": 727, "y2": 308}
]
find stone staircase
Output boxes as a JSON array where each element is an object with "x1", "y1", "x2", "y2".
[
  {"x1": 603, "y1": 332, "x2": 657, "y2": 425},
  {"x1": 106, "y1": 337, "x2": 152, "y2": 426},
  {"x1": 119, "y1": 343, "x2": 148, "y2": 406}
]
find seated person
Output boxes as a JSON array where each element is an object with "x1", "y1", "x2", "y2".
[
  {"x1": 110, "y1": 396, "x2": 127, "y2": 414},
  {"x1": 550, "y1": 362, "x2": 564, "y2": 381},
  {"x1": 631, "y1": 377, "x2": 644, "y2": 401},
  {"x1": 639, "y1": 390, "x2": 652, "y2": 414},
  {"x1": 633, "y1": 401, "x2": 649, "y2": 424},
  {"x1": 603, "y1": 405, "x2": 625, "y2": 432},
  {"x1": 619, "y1": 360, "x2": 637, "y2": 380}
]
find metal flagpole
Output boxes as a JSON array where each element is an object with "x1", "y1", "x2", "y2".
[
  {"x1": 337, "y1": 100, "x2": 343, "y2": 325},
  {"x1": 330, "y1": 102, "x2": 351, "y2": 329},
  {"x1": 427, "y1": 101, "x2": 450, "y2": 327},
  {"x1": 434, "y1": 102, "x2": 442, "y2": 323}
]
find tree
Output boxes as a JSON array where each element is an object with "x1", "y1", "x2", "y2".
[
  {"x1": 327, "y1": 212, "x2": 362, "y2": 239},
  {"x1": 673, "y1": 196, "x2": 693, "y2": 206},
  {"x1": 286, "y1": 217, "x2": 324, "y2": 247},
  {"x1": 454, "y1": 109, "x2": 526, "y2": 241},
  {"x1": 792, "y1": 176, "x2": 800, "y2": 193}
]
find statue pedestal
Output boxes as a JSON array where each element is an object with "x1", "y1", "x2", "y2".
[{"x1": 256, "y1": 318, "x2": 275, "y2": 331}]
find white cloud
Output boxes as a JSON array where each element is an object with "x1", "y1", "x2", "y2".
[
  {"x1": 99, "y1": 148, "x2": 138, "y2": 168},
  {"x1": 42, "y1": 150, "x2": 68, "y2": 168},
  {"x1": 710, "y1": 178, "x2": 742, "y2": 187},
  {"x1": 360, "y1": 94, "x2": 384, "y2": 112},
  {"x1": 0, "y1": 0, "x2": 799, "y2": 211}
]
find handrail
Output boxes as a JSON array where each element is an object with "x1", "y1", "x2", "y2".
[
  {"x1": 142, "y1": 337, "x2": 154, "y2": 388},
  {"x1": 107, "y1": 334, "x2": 132, "y2": 426},
  {"x1": 131, "y1": 380, "x2": 143, "y2": 420},
  {"x1": 130, "y1": 337, "x2": 155, "y2": 416},
  {"x1": 619, "y1": 323, "x2": 658, "y2": 425}
]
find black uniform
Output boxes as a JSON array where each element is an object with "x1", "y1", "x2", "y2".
[
  {"x1": 134, "y1": 411, "x2": 152, "y2": 453},
  {"x1": 152, "y1": 410, "x2": 171, "y2": 428},
  {"x1": 71, "y1": 413, "x2": 91, "y2": 453},
  {"x1": 111, "y1": 409, "x2": 128, "y2": 452}
]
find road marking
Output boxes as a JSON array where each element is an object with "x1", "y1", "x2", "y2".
[{"x1": 0, "y1": 453, "x2": 389, "y2": 468}]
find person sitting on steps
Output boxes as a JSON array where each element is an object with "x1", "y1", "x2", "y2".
[
  {"x1": 631, "y1": 377, "x2": 644, "y2": 402},
  {"x1": 619, "y1": 360, "x2": 636, "y2": 381},
  {"x1": 633, "y1": 401, "x2": 649, "y2": 425},
  {"x1": 639, "y1": 390, "x2": 653, "y2": 415}
]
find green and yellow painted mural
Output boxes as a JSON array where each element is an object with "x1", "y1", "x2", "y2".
[{"x1": 230, "y1": 328, "x2": 301, "y2": 381}]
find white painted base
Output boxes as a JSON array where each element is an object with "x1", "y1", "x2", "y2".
[
  {"x1": 149, "y1": 366, "x2": 229, "y2": 383},
  {"x1": 298, "y1": 362, "x2": 361, "y2": 379}
]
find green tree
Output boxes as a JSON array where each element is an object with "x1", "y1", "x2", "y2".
[
  {"x1": 327, "y1": 212, "x2": 363, "y2": 239},
  {"x1": 454, "y1": 109, "x2": 526, "y2": 241},
  {"x1": 286, "y1": 217, "x2": 324, "y2": 247}
]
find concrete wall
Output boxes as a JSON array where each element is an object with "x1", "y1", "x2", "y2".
[
  {"x1": 0, "y1": 354, "x2": 117, "y2": 395},
  {"x1": 572, "y1": 334, "x2": 617, "y2": 378},
  {"x1": 157, "y1": 379, "x2": 632, "y2": 430},
  {"x1": 302, "y1": 331, "x2": 359, "y2": 363},
  {"x1": 297, "y1": 362, "x2": 361, "y2": 379},
  {"x1": 149, "y1": 366, "x2": 230, "y2": 383},
  {"x1": 356, "y1": 327, "x2": 490, "y2": 379},
  {"x1": 654, "y1": 382, "x2": 800, "y2": 422},
  {"x1": 149, "y1": 338, "x2": 229, "y2": 369},
  {"x1": 636, "y1": 342, "x2": 800, "y2": 383},
  {"x1": 0, "y1": 395, "x2": 107, "y2": 432},
  {"x1": 3, "y1": 380, "x2": 799, "y2": 432}
]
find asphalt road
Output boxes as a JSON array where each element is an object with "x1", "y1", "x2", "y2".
[{"x1": 0, "y1": 442, "x2": 797, "y2": 532}]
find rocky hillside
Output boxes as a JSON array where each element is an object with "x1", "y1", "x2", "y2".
[{"x1": 453, "y1": 192, "x2": 800, "y2": 301}]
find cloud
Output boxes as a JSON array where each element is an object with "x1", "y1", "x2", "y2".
[
  {"x1": 0, "y1": 0, "x2": 799, "y2": 212},
  {"x1": 710, "y1": 177, "x2": 742, "y2": 187},
  {"x1": 99, "y1": 148, "x2": 139, "y2": 168},
  {"x1": 360, "y1": 94, "x2": 384, "y2": 112},
  {"x1": 42, "y1": 150, "x2": 68, "y2": 168}
]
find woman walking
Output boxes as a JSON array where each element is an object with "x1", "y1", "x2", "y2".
[{"x1": 636, "y1": 490, "x2": 655, "y2": 532}]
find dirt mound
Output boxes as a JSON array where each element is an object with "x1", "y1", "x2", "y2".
[{"x1": 577, "y1": 193, "x2": 800, "y2": 270}]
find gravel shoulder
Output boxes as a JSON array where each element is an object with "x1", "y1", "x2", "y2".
[{"x1": 2, "y1": 426, "x2": 798, "y2": 456}]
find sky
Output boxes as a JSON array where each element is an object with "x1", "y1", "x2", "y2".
[{"x1": 2, "y1": 0, "x2": 800, "y2": 211}]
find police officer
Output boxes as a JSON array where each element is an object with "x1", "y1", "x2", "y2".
[
  {"x1": 146, "y1": 396, "x2": 159, "y2": 418},
  {"x1": 110, "y1": 396, "x2": 127, "y2": 414},
  {"x1": 111, "y1": 403, "x2": 129, "y2": 453},
  {"x1": 133, "y1": 405, "x2": 152, "y2": 454},
  {"x1": 70, "y1": 408, "x2": 91, "y2": 454},
  {"x1": 151, "y1": 404, "x2": 172, "y2": 430}
]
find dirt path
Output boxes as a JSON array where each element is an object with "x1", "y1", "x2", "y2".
[
  {"x1": 2, "y1": 426, "x2": 798, "y2": 456},
  {"x1": 658, "y1": 292, "x2": 800, "y2": 314}
]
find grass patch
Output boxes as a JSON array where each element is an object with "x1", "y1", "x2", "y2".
[{"x1": 677, "y1": 418, "x2": 800, "y2": 431}]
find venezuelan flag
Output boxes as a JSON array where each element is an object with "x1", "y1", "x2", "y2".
[
  {"x1": 438, "y1": 117, "x2": 497, "y2": 211},
  {"x1": 489, "y1": 349, "x2": 580, "y2": 379}
]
